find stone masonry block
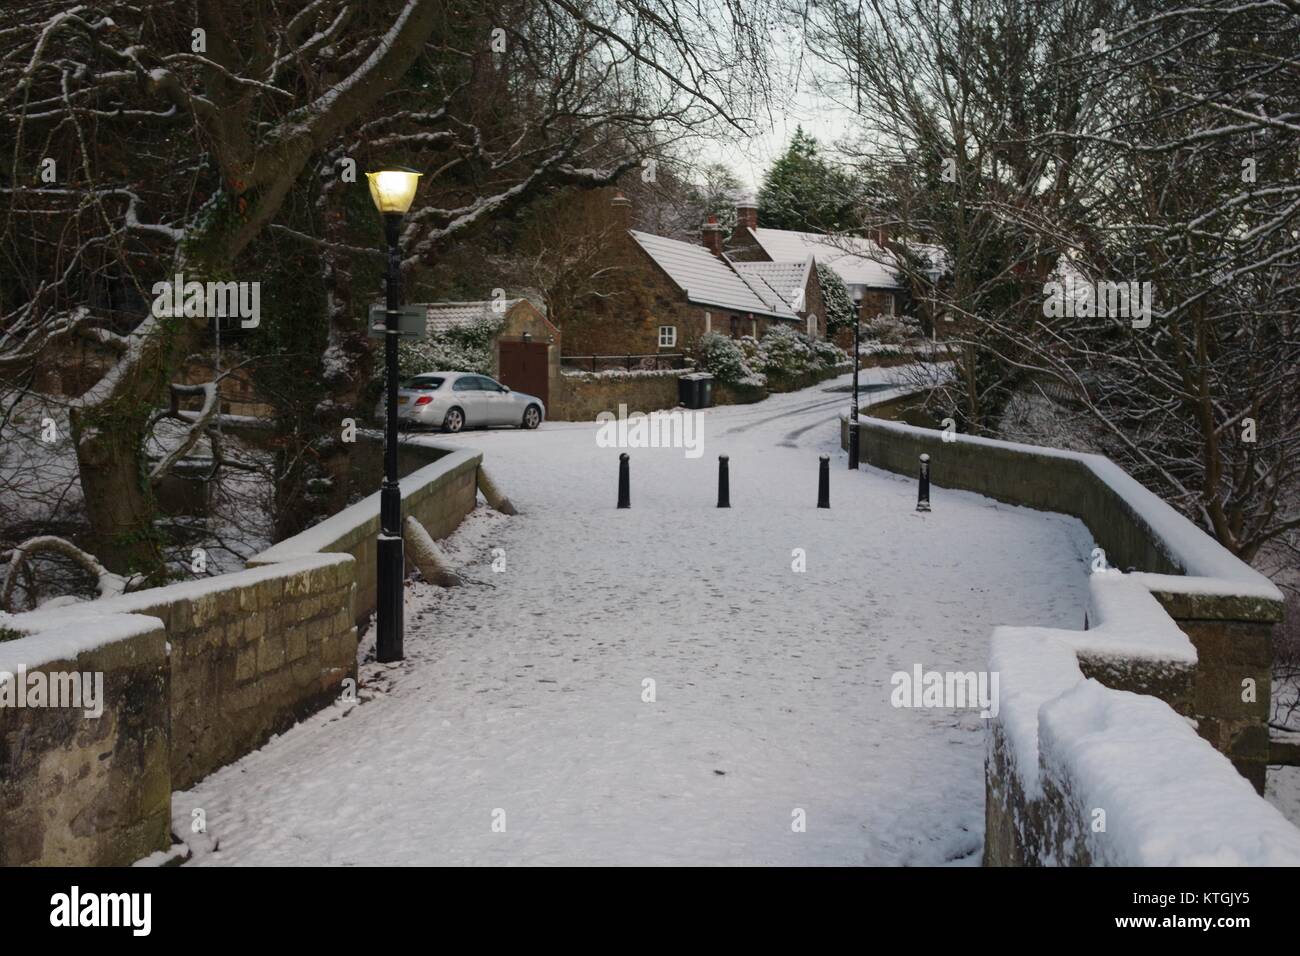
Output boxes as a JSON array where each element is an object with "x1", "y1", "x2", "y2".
[
  {"x1": 257, "y1": 632, "x2": 287, "y2": 674},
  {"x1": 287, "y1": 626, "x2": 309, "y2": 662},
  {"x1": 235, "y1": 647, "x2": 258, "y2": 683}
]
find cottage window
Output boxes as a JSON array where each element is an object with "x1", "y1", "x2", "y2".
[
  {"x1": 729, "y1": 317, "x2": 739, "y2": 338},
  {"x1": 704, "y1": 311, "x2": 712, "y2": 334},
  {"x1": 658, "y1": 325, "x2": 677, "y2": 348},
  {"x1": 807, "y1": 314, "x2": 818, "y2": 338}
]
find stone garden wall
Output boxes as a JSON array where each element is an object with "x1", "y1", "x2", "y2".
[
  {"x1": 551, "y1": 362, "x2": 850, "y2": 421},
  {"x1": 550, "y1": 369, "x2": 682, "y2": 421},
  {"x1": 0, "y1": 444, "x2": 488, "y2": 865}
]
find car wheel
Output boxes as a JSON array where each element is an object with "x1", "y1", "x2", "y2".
[
  {"x1": 443, "y1": 407, "x2": 465, "y2": 433},
  {"x1": 522, "y1": 404, "x2": 542, "y2": 429}
]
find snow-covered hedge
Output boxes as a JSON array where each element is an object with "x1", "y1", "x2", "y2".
[
  {"x1": 861, "y1": 312, "x2": 924, "y2": 345},
  {"x1": 397, "y1": 317, "x2": 497, "y2": 378},
  {"x1": 560, "y1": 367, "x2": 684, "y2": 380},
  {"x1": 734, "y1": 327, "x2": 850, "y2": 379},
  {"x1": 694, "y1": 332, "x2": 766, "y2": 387}
]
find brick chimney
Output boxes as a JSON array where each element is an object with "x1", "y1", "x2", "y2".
[
  {"x1": 731, "y1": 196, "x2": 758, "y2": 248},
  {"x1": 702, "y1": 215, "x2": 724, "y2": 257},
  {"x1": 610, "y1": 191, "x2": 633, "y2": 229},
  {"x1": 873, "y1": 224, "x2": 891, "y2": 247},
  {"x1": 734, "y1": 197, "x2": 758, "y2": 233}
]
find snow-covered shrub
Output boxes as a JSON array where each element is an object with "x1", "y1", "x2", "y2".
[
  {"x1": 695, "y1": 332, "x2": 766, "y2": 386},
  {"x1": 811, "y1": 337, "x2": 849, "y2": 368},
  {"x1": 397, "y1": 317, "x2": 497, "y2": 379},
  {"x1": 736, "y1": 334, "x2": 764, "y2": 369},
  {"x1": 748, "y1": 326, "x2": 847, "y2": 377},
  {"x1": 816, "y1": 263, "x2": 856, "y2": 335},
  {"x1": 756, "y1": 325, "x2": 816, "y2": 375},
  {"x1": 863, "y1": 312, "x2": 923, "y2": 345}
]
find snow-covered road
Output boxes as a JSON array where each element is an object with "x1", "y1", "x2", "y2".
[{"x1": 175, "y1": 367, "x2": 1095, "y2": 866}]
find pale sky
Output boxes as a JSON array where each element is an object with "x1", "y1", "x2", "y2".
[{"x1": 685, "y1": 27, "x2": 862, "y2": 192}]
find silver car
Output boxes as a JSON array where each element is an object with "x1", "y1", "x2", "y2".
[{"x1": 374, "y1": 371, "x2": 545, "y2": 432}]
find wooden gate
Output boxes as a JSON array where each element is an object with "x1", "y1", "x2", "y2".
[{"x1": 497, "y1": 340, "x2": 549, "y2": 407}]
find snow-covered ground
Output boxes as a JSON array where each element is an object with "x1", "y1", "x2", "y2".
[{"x1": 173, "y1": 368, "x2": 1097, "y2": 865}]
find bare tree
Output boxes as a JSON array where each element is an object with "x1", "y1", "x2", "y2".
[
  {"x1": 800, "y1": 0, "x2": 1300, "y2": 560},
  {"x1": 0, "y1": 0, "x2": 775, "y2": 583},
  {"x1": 800, "y1": 0, "x2": 1117, "y2": 431}
]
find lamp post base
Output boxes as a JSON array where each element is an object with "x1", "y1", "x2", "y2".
[{"x1": 376, "y1": 531, "x2": 405, "y2": 663}]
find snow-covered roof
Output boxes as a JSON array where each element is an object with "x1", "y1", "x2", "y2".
[
  {"x1": 420, "y1": 300, "x2": 518, "y2": 334},
  {"x1": 631, "y1": 230, "x2": 796, "y2": 320},
  {"x1": 746, "y1": 228, "x2": 901, "y2": 289},
  {"x1": 731, "y1": 258, "x2": 814, "y2": 314}
]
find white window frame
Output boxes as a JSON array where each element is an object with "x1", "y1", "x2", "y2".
[
  {"x1": 807, "y1": 313, "x2": 818, "y2": 338},
  {"x1": 704, "y1": 311, "x2": 711, "y2": 334},
  {"x1": 658, "y1": 325, "x2": 677, "y2": 348}
]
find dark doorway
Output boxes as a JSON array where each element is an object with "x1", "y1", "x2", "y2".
[{"x1": 498, "y1": 340, "x2": 549, "y2": 407}]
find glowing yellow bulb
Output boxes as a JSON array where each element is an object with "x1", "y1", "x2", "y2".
[{"x1": 366, "y1": 169, "x2": 421, "y2": 215}]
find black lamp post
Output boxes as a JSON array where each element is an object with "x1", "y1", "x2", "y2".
[
  {"x1": 848, "y1": 305, "x2": 862, "y2": 470},
  {"x1": 366, "y1": 166, "x2": 422, "y2": 664}
]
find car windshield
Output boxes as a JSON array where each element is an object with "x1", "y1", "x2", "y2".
[{"x1": 402, "y1": 377, "x2": 445, "y2": 391}]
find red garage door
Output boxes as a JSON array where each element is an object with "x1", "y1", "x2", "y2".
[{"x1": 498, "y1": 341, "x2": 549, "y2": 407}]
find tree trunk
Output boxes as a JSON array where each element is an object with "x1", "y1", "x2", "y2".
[
  {"x1": 70, "y1": 238, "x2": 229, "y2": 575},
  {"x1": 69, "y1": 411, "x2": 159, "y2": 575}
]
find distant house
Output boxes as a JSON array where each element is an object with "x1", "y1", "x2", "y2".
[
  {"x1": 559, "y1": 196, "x2": 824, "y2": 359},
  {"x1": 725, "y1": 199, "x2": 947, "y2": 324},
  {"x1": 419, "y1": 298, "x2": 561, "y2": 409}
]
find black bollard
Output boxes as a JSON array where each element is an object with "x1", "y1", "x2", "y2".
[
  {"x1": 617, "y1": 452, "x2": 630, "y2": 509},
  {"x1": 817, "y1": 454, "x2": 830, "y2": 508},
  {"x1": 916, "y1": 453, "x2": 931, "y2": 512},
  {"x1": 717, "y1": 455, "x2": 730, "y2": 508},
  {"x1": 848, "y1": 418, "x2": 860, "y2": 470}
]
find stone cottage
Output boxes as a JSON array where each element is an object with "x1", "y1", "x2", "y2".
[
  {"x1": 724, "y1": 199, "x2": 947, "y2": 330},
  {"x1": 558, "y1": 196, "x2": 823, "y2": 359}
]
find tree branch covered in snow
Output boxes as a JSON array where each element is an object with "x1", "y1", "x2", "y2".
[
  {"x1": 0, "y1": 535, "x2": 127, "y2": 612},
  {"x1": 803, "y1": 0, "x2": 1300, "y2": 560},
  {"x1": 1, "y1": 0, "x2": 775, "y2": 575}
]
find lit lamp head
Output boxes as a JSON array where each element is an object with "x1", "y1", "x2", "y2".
[{"x1": 366, "y1": 167, "x2": 421, "y2": 217}]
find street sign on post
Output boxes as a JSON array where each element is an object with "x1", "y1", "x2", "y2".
[{"x1": 367, "y1": 304, "x2": 428, "y2": 339}]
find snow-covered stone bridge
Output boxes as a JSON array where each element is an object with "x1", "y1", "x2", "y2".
[{"x1": 174, "y1": 369, "x2": 1094, "y2": 865}]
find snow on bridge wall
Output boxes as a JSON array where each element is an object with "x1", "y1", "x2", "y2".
[
  {"x1": 251, "y1": 445, "x2": 482, "y2": 625},
  {"x1": 0, "y1": 444, "x2": 486, "y2": 865},
  {"x1": 984, "y1": 575, "x2": 1300, "y2": 865},
  {"x1": 839, "y1": 412, "x2": 1295, "y2": 863}
]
